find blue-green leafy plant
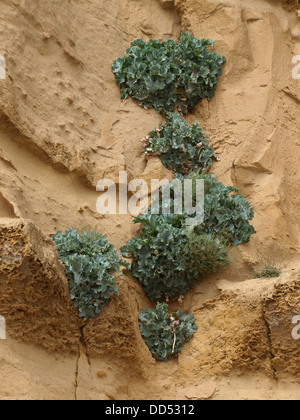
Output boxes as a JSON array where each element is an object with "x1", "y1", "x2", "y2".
[
  {"x1": 122, "y1": 221, "x2": 193, "y2": 301},
  {"x1": 139, "y1": 303, "x2": 198, "y2": 361},
  {"x1": 139, "y1": 173, "x2": 256, "y2": 247},
  {"x1": 189, "y1": 173, "x2": 256, "y2": 246},
  {"x1": 122, "y1": 222, "x2": 229, "y2": 301},
  {"x1": 53, "y1": 228, "x2": 129, "y2": 321},
  {"x1": 142, "y1": 112, "x2": 217, "y2": 175},
  {"x1": 122, "y1": 174, "x2": 255, "y2": 301},
  {"x1": 112, "y1": 31, "x2": 226, "y2": 115}
]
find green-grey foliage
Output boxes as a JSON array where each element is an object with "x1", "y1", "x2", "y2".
[
  {"x1": 139, "y1": 173, "x2": 256, "y2": 247},
  {"x1": 52, "y1": 228, "x2": 129, "y2": 321},
  {"x1": 122, "y1": 174, "x2": 255, "y2": 301},
  {"x1": 121, "y1": 222, "x2": 230, "y2": 302},
  {"x1": 112, "y1": 31, "x2": 226, "y2": 115},
  {"x1": 142, "y1": 112, "x2": 216, "y2": 175},
  {"x1": 190, "y1": 173, "x2": 256, "y2": 246},
  {"x1": 254, "y1": 266, "x2": 282, "y2": 279},
  {"x1": 139, "y1": 303, "x2": 198, "y2": 361},
  {"x1": 121, "y1": 221, "x2": 192, "y2": 301}
]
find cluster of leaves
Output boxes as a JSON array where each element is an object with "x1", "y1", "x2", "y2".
[
  {"x1": 53, "y1": 228, "x2": 129, "y2": 321},
  {"x1": 122, "y1": 220, "x2": 192, "y2": 301},
  {"x1": 139, "y1": 303, "x2": 198, "y2": 361},
  {"x1": 139, "y1": 173, "x2": 256, "y2": 247},
  {"x1": 254, "y1": 265, "x2": 282, "y2": 279},
  {"x1": 122, "y1": 174, "x2": 255, "y2": 301},
  {"x1": 189, "y1": 173, "x2": 256, "y2": 246},
  {"x1": 112, "y1": 31, "x2": 226, "y2": 115},
  {"x1": 121, "y1": 222, "x2": 229, "y2": 302},
  {"x1": 142, "y1": 112, "x2": 216, "y2": 175}
]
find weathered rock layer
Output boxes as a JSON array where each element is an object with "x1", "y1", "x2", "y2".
[{"x1": 0, "y1": 0, "x2": 300, "y2": 400}]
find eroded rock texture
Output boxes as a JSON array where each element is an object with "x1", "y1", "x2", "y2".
[
  {"x1": 0, "y1": 219, "x2": 82, "y2": 353},
  {"x1": 83, "y1": 274, "x2": 155, "y2": 377},
  {"x1": 0, "y1": 0, "x2": 300, "y2": 400},
  {"x1": 281, "y1": 0, "x2": 300, "y2": 11},
  {"x1": 263, "y1": 280, "x2": 300, "y2": 379},
  {"x1": 0, "y1": 218, "x2": 154, "y2": 372},
  {"x1": 178, "y1": 276, "x2": 300, "y2": 383}
]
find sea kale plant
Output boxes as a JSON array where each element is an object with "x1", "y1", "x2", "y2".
[
  {"x1": 142, "y1": 112, "x2": 217, "y2": 175},
  {"x1": 112, "y1": 31, "x2": 226, "y2": 115},
  {"x1": 122, "y1": 220, "x2": 194, "y2": 301},
  {"x1": 183, "y1": 173, "x2": 256, "y2": 246},
  {"x1": 139, "y1": 173, "x2": 256, "y2": 247},
  {"x1": 122, "y1": 174, "x2": 255, "y2": 301},
  {"x1": 139, "y1": 303, "x2": 198, "y2": 361},
  {"x1": 53, "y1": 228, "x2": 129, "y2": 321}
]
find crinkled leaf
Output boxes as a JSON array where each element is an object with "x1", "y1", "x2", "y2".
[
  {"x1": 53, "y1": 228, "x2": 129, "y2": 321},
  {"x1": 112, "y1": 31, "x2": 226, "y2": 115}
]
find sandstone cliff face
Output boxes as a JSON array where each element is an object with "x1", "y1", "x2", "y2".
[
  {"x1": 0, "y1": 219, "x2": 82, "y2": 353},
  {"x1": 0, "y1": 0, "x2": 300, "y2": 400},
  {"x1": 0, "y1": 0, "x2": 179, "y2": 247}
]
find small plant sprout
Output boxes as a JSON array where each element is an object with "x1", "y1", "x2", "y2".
[{"x1": 254, "y1": 265, "x2": 282, "y2": 279}]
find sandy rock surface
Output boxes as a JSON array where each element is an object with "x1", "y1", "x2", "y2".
[{"x1": 0, "y1": 0, "x2": 300, "y2": 400}]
